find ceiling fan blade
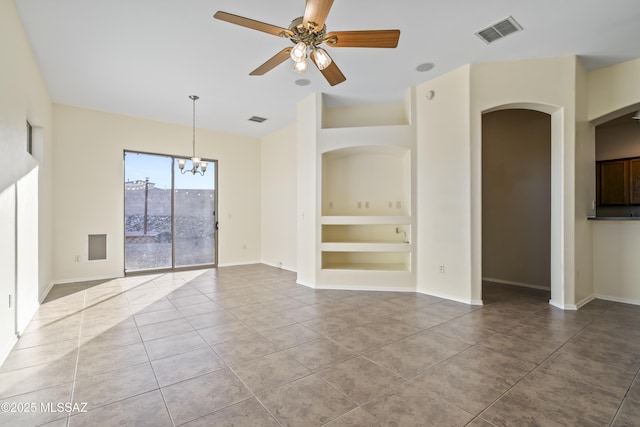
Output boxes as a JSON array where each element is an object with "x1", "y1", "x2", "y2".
[
  {"x1": 302, "y1": 0, "x2": 334, "y2": 32},
  {"x1": 214, "y1": 11, "x2": 293, "y2": 38},
  {"x1": 310, "y1": 50, "x2": 346, "y2": 86},
  {"x1": 324, "y1": 30, "x2": 401, "y2": 48},
  {"x1": 250, "y1": 48, "x2": 293, "y2": 76}
]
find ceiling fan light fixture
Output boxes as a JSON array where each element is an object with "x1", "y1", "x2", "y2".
[
  {"x1": 313, "y1": 47, "x2": 332, "y2": 70},
  {"x1": 293, "y1": 58, "x2": 307, "y2": 73},
  {"x1": 290, "y1": 41, "x2": 307, "y2": 62},
  {"x1": 633, "y1": 110, "x2": 640, "y2": 120}
]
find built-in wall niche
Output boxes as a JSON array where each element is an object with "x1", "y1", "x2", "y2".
[
  {"x1": 321, "y1": 100, "x2": 410, "y2": 129},
  {"x1": 322, "y1": 224, "x2": 409, "y2": 243},
  {"x1": 322, "y1": 146, "x2": 410, "y2": 216},
  {"x1": 322, "y1": 251, "x2": 410, "y2": 271}
]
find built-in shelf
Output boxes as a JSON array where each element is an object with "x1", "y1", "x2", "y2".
[
  {"x1": 309, "y1": 92, "x2": 416, "y2": 283},
  {"x1": 321, "y1": 250, "x2": 411, "y2": 272},
  {"x1": 321, "y1": 216, "x2": 411, "y2": 225},
  {"x1": 321, "y1": 262, "x2": 409, "y2": 271},
  {"x1": 321, "y1": 242, "x2": 412, "y2": 252}
]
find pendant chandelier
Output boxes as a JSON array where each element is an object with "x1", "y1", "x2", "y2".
[{"x1": 178, "y1": 95, "x2": 208, "y2": 175}]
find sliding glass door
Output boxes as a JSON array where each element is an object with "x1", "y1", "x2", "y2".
[
  {"x1": 174, "y1": 158, "x2": 217, "y2": 268},
  {"x1": 124, "y1": 151, "x2": 217, "y2": 273}
]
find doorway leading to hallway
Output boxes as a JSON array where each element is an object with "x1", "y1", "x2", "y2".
[
  {"x1": 481, "y1": 109, "x2": 551, "y2": 299},
  {"x1": 124, "y1": 151, "x2": 218, "y2": 273}
]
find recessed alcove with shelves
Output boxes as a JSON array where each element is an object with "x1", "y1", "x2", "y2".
[
  {"x1": 321, "y1": 98, "x2": 411, "y2": 129},
  {"x1": 322, "y1": 146, "x2": 411, "y2": 216},
  {"x1": 297, "y1": 89, "x2": 416, "y2": 289},
  {"x1": 320, "y1": 143, "x2": 412, "y2": 272},
  {"x1": 322, "y1": 251, "x2": 411, "y2": 271}
]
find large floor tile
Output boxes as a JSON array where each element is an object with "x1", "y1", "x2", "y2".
[
  {"x1": 483, "y1": 370, "x2": 621, "y2": 426},
  {"x1": 212, "y1": 334, "x2": 278, "y2": 365},
  {"x1": 0, "y1": 383, "x2": 73, "y2": 427},
  {"x1": 76, "y1": 342, "x2": 149, "y2": 378},
  {"x1": 540, "y1": 350, "x2": 639, "y2": 397},
  {"x1": 362, "y1": 380, "x2": 474, "y2": 427},
  {"x1": 0, "y1": 352, "x2": 77, "y2": 399},
  {"x1": 2, "y1": 266, "x2": 639, "y2": 427},
  {"x1": 318, "y1": 356, "x2": 405, "y2": 404},
  {"x1": 143, "y1": 330, "x2": 207, "y2": 360},
  {"x1": 365, "y1": 330, "x2": 469, "y2": 379},
  {"x1": 72, "y1": 362, "x2": 158, "y2": 410},
  {"x1": 69, "y1": 390, "x2": 171, "y2": 427},
  {"x1": 612, "y1": 397, "x2": 640, "y2": 427},
  {"x1": 257, "y1": 374, "x2": 356, "y2": 427},
  {"x1": 260, "y1": 323, "x2": 321, "y2": 349},
  {"x1": 231, "y1": 350, "x2": 311, "y2": 394},
  {"x1": 137, "y1": 317, "x2": 194, "y2": 341},
  {"x1": 197, "y1": 320, "x2": 255, "y2": 345},
  {"x1": 477, "y1": 332, "x2": 561, "y2": 364},
  {"x1": 161, "y1": 368, "x2": 251, "y2": 425},
  {"x1": 151, "y1": 346, "x2": 225, "y2": 387},
  {"x1": 285, "y1": 338, "x2": 356, "y2": 371},
  {"x1": 181, "y1": 397, "x2": 279, "y2": 427}
]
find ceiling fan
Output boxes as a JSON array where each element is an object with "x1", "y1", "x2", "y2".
[{"x1": 213, "y1": 0, "x2": 400, "y2": 86}]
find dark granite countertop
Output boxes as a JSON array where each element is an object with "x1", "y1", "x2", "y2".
[{"x1": 587, "y1": 216, "x2": 640, "y2": 220}]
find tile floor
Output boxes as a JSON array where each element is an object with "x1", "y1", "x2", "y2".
[{"x1": 0, "y1": 264, "x2": 639, "y2": 426}]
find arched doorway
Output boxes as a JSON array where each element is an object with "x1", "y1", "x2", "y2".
[
  {"x1": 481, "y1": 109, "x2": 551, "y2": 302},
  {"x1": 473, "y1": 103, "x2": 565, "y2": 308}
]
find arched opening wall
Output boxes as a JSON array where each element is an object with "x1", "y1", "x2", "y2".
[{"x1": 416, "y1": 56, "x2": 593, "y2": 308}]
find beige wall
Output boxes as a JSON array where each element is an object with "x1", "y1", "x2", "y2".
[
  {"x1": 588, "y1": 58, "x2": 640, "y2": 122},
  {"x1": 482, "y1": 109, "x2": 551, "y2": 289},
  {"x1": 593, "y1": 222, "x2": 640, "y2": 303},
  {"x1": 0, "y1": 0, "x2": 54, "y2": 360},
  {"x1": 53, "y1": 105, "x2": 262, "y2": 282},
  {"x1": 596, "y1": 122, "x2": 640, "y2": 160},
  {"x1": 470, "y1": 56, "x2": 584, "y2": 308},
  {"x1": 261, "y1": 123, "x2": 297, "y2": 271},
  {"x1": 416, "y1": 65, "x2": 474, "y2": 302},
  {"x1": 573, "y1": 59, "x2": 596, "y2": 306},
  {"x1": 588, "y1": 58, "x2": 640, "y2": 304}
]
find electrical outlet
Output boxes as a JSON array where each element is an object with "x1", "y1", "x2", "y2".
[
  {"x1": 357, "y1": 202, "x2": 362, "y2": 208},
  {"x1": 439, "y1": 264, "x2": 445, "y2": 273},
  {"x1": 364, "y1": 201, "x2": 369, "y2": 208},
  {"x1": 74, "y1": 255, "x2": 80, "y2": 262},
  {"x1": 396, "y1": 201, "x2": 402, "y2": 209}
]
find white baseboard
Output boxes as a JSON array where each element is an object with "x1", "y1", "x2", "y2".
[
  {"x1": 314, "y1": 284, "x2": 416, "y2": 293},
  {"x1": 595, "y1": 294, "x2": 640, "y2": 306},
  {"x1": 417, "y1": 288, "x2": 483, "y2": 306},
  {"x1": 50, "y1": 274, "x2": 124, "y2": 286},
  {"x1": 40, "y1": 281, "x2": 56, "y2": 303},
  {"x1": 260, "y1": 261, "x2": 296, "y2": 274},
  {"x1": 483, "y1": 277, "x2": 550, "y2": 291},
  {"x1": 575, "y1": 294, "x2": 596, "y2": 309},
  {"x1": 549, "y1": 300, "x2": 573, "y2": 310},
  {"x1": 218, "y1": 260, "x2": 262, "y2": 267}
]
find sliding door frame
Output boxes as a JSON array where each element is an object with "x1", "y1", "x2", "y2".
[{"x1": 123, "y1": 149, "x2": 218, "y2": 276}]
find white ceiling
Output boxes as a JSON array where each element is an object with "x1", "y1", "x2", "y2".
[{"x1": 14, "y1": 0, "x2": 640, "y2": 138}]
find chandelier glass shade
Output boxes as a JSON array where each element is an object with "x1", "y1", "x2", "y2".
[{"x1": 178, "y1": 95, "x2": 207, "y2": 175}]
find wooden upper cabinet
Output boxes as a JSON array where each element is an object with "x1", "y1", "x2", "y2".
[
  {"x1": 630, "y1": 158, "x2": 640, "y2": 205},
  {"x1": 598, "y1": 159, "x2": 629, "y2": 205}
]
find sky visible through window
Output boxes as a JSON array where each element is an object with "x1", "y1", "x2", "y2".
[{"x1": 125, "y1": 152, "x2": 215, "y2": 190}]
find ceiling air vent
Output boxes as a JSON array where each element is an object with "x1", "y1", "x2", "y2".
[
  {"x1": 476, "y1": 16, "x2": 522, "y2": 44},
  {"x1": 248, "y1": 116, "x2": 267, "y2": 123}
]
